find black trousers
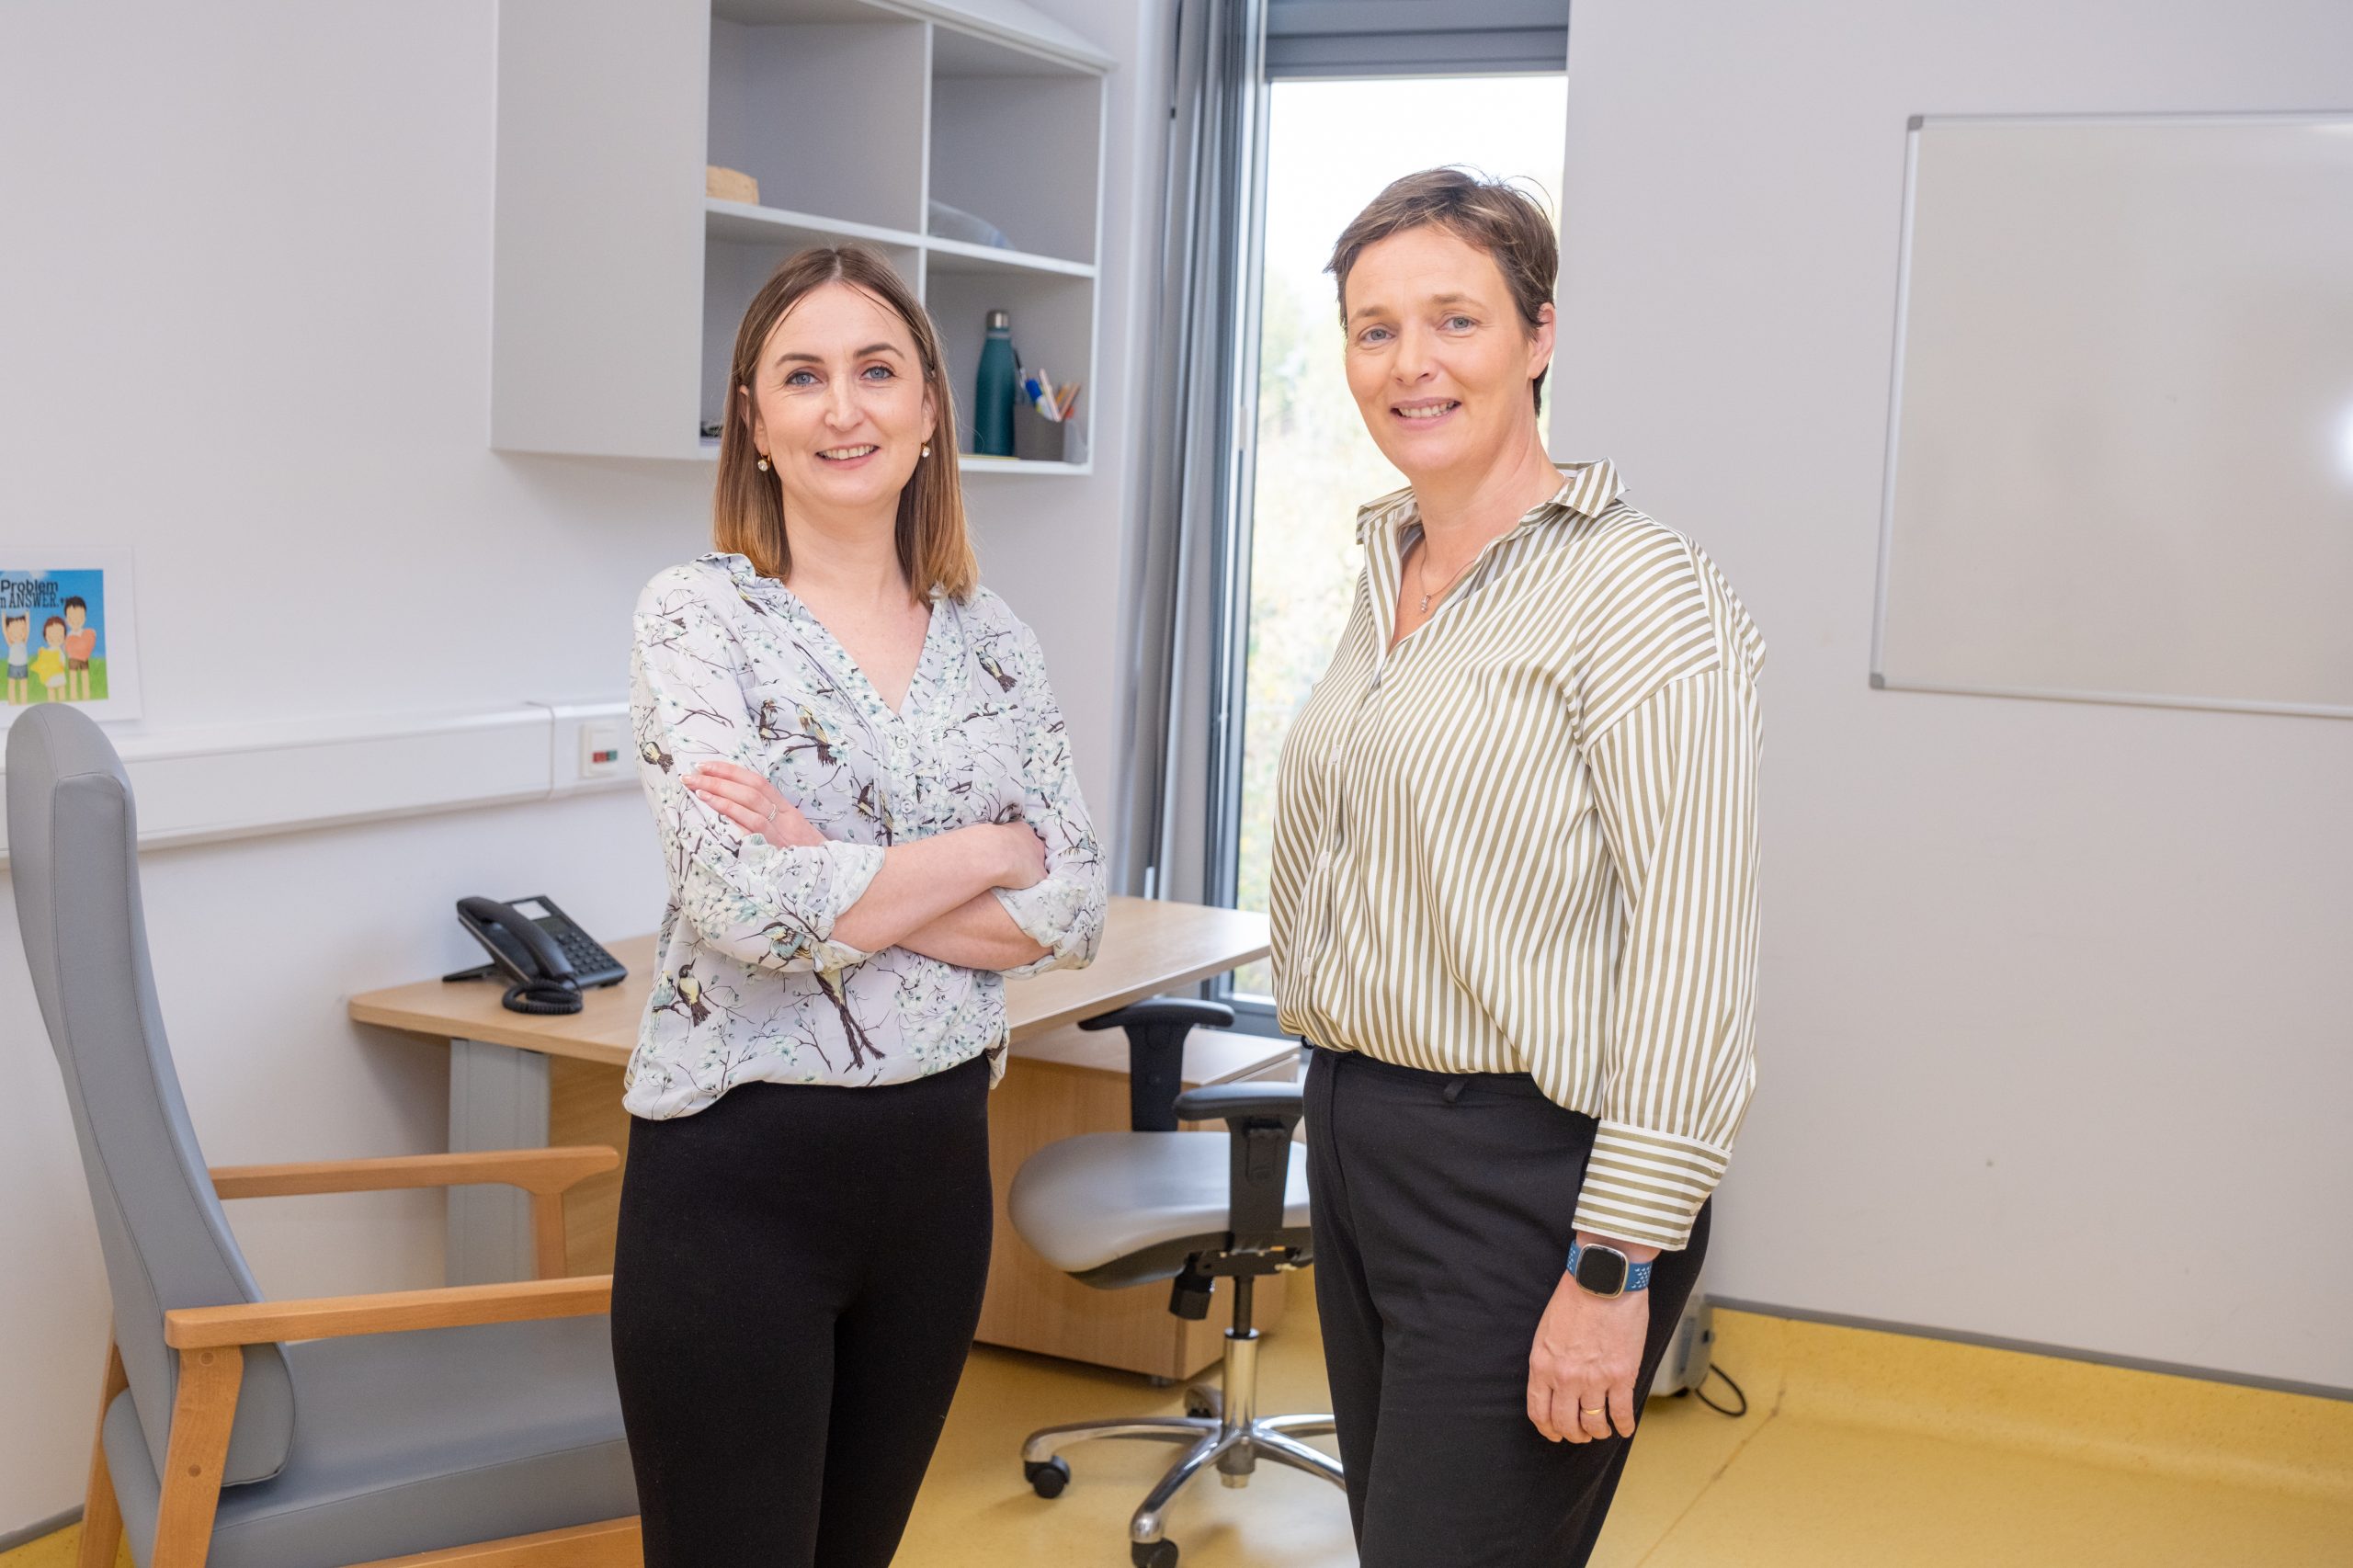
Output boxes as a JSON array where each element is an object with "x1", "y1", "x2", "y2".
[
  {"x1": 1305, "y1": 1047, "x2": 1711, "y2": 1568},
  {"x1": 608, "y1": 1056, "x2": 993, "y2": 1568}
]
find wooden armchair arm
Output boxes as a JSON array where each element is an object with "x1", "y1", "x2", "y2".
[
  {"x1": 210, "y1": 1148, "x2": 619, "y2": 1280},
  {"x1": 209, "y1": 1146, "x2": 619, "y2": 1200},
  {"x1": 165, "y1": 1274, "x2": 613, "y2": 1350}
]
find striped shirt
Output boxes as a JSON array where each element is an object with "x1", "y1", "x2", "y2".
[{"x1": 1268, "y1": 459, "x2": 1765, "y2": 1250}]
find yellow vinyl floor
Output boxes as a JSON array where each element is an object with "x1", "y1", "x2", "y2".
[{"x1": 12, "y1": 1293, "x2": 2351, "y2": 1567}]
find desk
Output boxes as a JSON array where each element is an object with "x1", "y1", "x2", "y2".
[{"x1": 349, "y1": 895, "x2": 1290, "y2": 1380}]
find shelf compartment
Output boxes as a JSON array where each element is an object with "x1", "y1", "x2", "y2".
[
  {"x1": 926, "y1": 267, "x2": 1093, "y2": 460},
  {"x1": 926, "y1": 27, "x2": 1103, "y2": 268},
  {"x1": 708, "y1": 13, "x2": 927, "y2": 233},
  {"x1": 924, "y1": 235, "x2": 1096, "y2": 278}
]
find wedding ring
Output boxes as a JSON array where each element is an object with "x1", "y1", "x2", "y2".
[{"x1": 1581, "y1": 1407, "x2": 1606, "y2": 1417}]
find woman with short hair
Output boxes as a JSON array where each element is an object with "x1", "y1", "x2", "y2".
[
  {"x1": 1272, "y1": 168, "x2": 1766, "y2": 1564},
  {"x1": 609, "y1": 243, "x2": 1106, "y2": 1568}
]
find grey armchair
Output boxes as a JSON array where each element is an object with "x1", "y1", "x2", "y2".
[{"x1": 6, "y1": 706, "x2": 639, "y2": 1568}]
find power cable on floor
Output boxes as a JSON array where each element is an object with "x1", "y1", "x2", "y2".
[{"x1": 1691, "y1": 1363, "x2": 1748, "y2": 1418}]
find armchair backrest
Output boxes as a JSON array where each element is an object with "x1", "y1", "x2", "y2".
[{"x1": 6, "y1": 706, "x2": 294, "y2": 1485}]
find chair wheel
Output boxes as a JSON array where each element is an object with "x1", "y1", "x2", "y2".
[
  {"x1": 1024, "y1": 1457, "x2": 1070, "y2": 1498},
  {"x1": 1131, "y1": 1540, "x2": 1178, "y2": 1568},
  {"x1": 1183, "y1": 1385, "x2": 1222, "y2": 1420}
]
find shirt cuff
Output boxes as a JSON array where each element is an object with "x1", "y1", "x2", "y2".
[
  {"x1": 1572, "y1": 1119, "x2": 1733, "y2": 1251},
  {"x1": 752, "y1": 835, "x2": 885, "y2": 971},
  {"x1": 990, "y1": 877, "x2": 1099, "y2": 977}
]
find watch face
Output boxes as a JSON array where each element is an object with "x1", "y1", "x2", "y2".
[{"x1": 1578, "y1": 1245, "x2": 1630, "y2": 1295}]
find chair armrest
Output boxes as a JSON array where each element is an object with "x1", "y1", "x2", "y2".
[
  {"x1": 1172, "y1": 1082, "x2": 1303, "y2": 1246},
  {"x1": 165, "y1": 1274, "x2": 613, "y2": 1349},
  {"x1": 1078, "y1": 998, "x2": 1236, "y2": 1033},
  {"x1": 1172, "y1": 1082, "x2": 1303, "y2": 1124},
  {"x1": 1085, "y1": 996, "x2": 1239, "y2": 1133},
  {"x1": 210, "y1": 1146, "x2": 619, "y2": 1200}
]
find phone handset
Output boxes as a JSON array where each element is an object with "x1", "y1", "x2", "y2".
[{"x1": 454, "y1": 896, "x2": 583, "y2": 1016}]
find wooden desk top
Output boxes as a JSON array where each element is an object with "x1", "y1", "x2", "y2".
[{"x1": 348, "y1": 895, "x2": 1271, "y2": 1069}]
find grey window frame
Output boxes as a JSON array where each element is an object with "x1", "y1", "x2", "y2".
[{"x1": 1266, "y1": 0, "x2": 1570, "y2": 79}]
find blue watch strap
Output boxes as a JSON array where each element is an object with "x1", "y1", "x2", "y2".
[{"x1": 1568, "y1": 1241, "x2": 1652, "y2": 1292}]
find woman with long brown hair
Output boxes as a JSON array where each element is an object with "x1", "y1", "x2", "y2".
[{"x1": 608, "y1": 244, "x2": 1106, "y2": 1566}]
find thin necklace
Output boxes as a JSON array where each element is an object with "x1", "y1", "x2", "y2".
[{"x1": 1414, "y1": 536, "x2": 1478, "y2": 615}]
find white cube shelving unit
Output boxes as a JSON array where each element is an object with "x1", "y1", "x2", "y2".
[{"x1": 491, "y1": 0, "x2": 1110, "y2": 475}]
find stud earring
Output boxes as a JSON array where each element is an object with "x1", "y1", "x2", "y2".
[
  {"x1": 756, "y1": 454, "x2": 770, "y2": 472},
  {"x1": 921, "y1": 444, "x2": 931, "y2": 459}
]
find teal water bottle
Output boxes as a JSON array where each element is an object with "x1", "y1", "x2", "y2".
[{"x1": 974, "y1": 309, "x2": 1017, "y2": 457}]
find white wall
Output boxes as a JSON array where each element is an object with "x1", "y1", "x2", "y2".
[
  {"x1": 0, "y1": 0, "x2": 1154, "y2": 1533},
  {"x1": 1553, "y1": 0, "x2": 2353, "y2": 1390}
]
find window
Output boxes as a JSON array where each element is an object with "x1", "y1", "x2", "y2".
[{"x1": 1216, "y1": 73, "x2": 1567, "y2": 1003}]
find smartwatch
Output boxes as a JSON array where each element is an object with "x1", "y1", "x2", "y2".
[{"x1": 1567, "y1": 1241, "x2": 1652, "y2": 1298}]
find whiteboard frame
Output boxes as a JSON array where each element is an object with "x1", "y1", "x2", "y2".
[{"x1": 1868, "y1": 110, "x2": 2353, "y2": 722}]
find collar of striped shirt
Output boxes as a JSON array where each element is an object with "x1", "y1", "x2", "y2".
[{"x1": 1353, "y1": 457, "x2": 1629, "y2": 548}]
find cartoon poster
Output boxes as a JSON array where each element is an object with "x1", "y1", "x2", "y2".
[{"x1": 1, "y1": 552, "x2": 142, "y2": 728}]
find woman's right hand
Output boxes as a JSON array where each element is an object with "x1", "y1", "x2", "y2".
[
  {"x1": 986, "y1": 820, "x2": 1051, "y2": 891},
  {"x1": 684, "y1": 760, "x2": 824, "y2": 848}
]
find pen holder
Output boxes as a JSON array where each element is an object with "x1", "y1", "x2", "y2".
[{"x1": 1012, "y1": 401, "x2": 1066, "y2": 462}]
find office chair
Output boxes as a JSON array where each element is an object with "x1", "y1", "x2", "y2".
[
  {"x1": 1008, "y1": 998, "x2": 1343, "y2": 1568},
  {"x1": 6, "y1": 706, "x2": 638, "y2": 1568}
]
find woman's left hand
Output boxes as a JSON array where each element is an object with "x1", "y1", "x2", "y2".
[
  {"x1": 1527, "y1": 1269, "x2": 1649, "y2": 1444},
  {"x1": 684, "y1": 760, "x2": 824, "y2": 847}
]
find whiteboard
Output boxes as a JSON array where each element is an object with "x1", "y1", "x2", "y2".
[{"x1": 1872, "y1": 114, "x2": 2353, "y2": 719}]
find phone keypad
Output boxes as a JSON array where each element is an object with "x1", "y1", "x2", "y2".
[{"x1": 523, "y1": 904, "x2": 626, "y2": 986}]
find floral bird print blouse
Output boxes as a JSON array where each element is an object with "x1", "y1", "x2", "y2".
[{"x1": 622, "y1": 551, "x2": 1107, "y2": 1119}]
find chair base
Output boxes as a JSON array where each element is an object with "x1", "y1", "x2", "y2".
[{"x1": 1019, "y1": 1327, "x2": 1344, "y2": 1567}]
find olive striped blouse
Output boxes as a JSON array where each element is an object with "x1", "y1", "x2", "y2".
[{"x1": 1269, "y1": 459, "x2": 1765, "y2": 1250}]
